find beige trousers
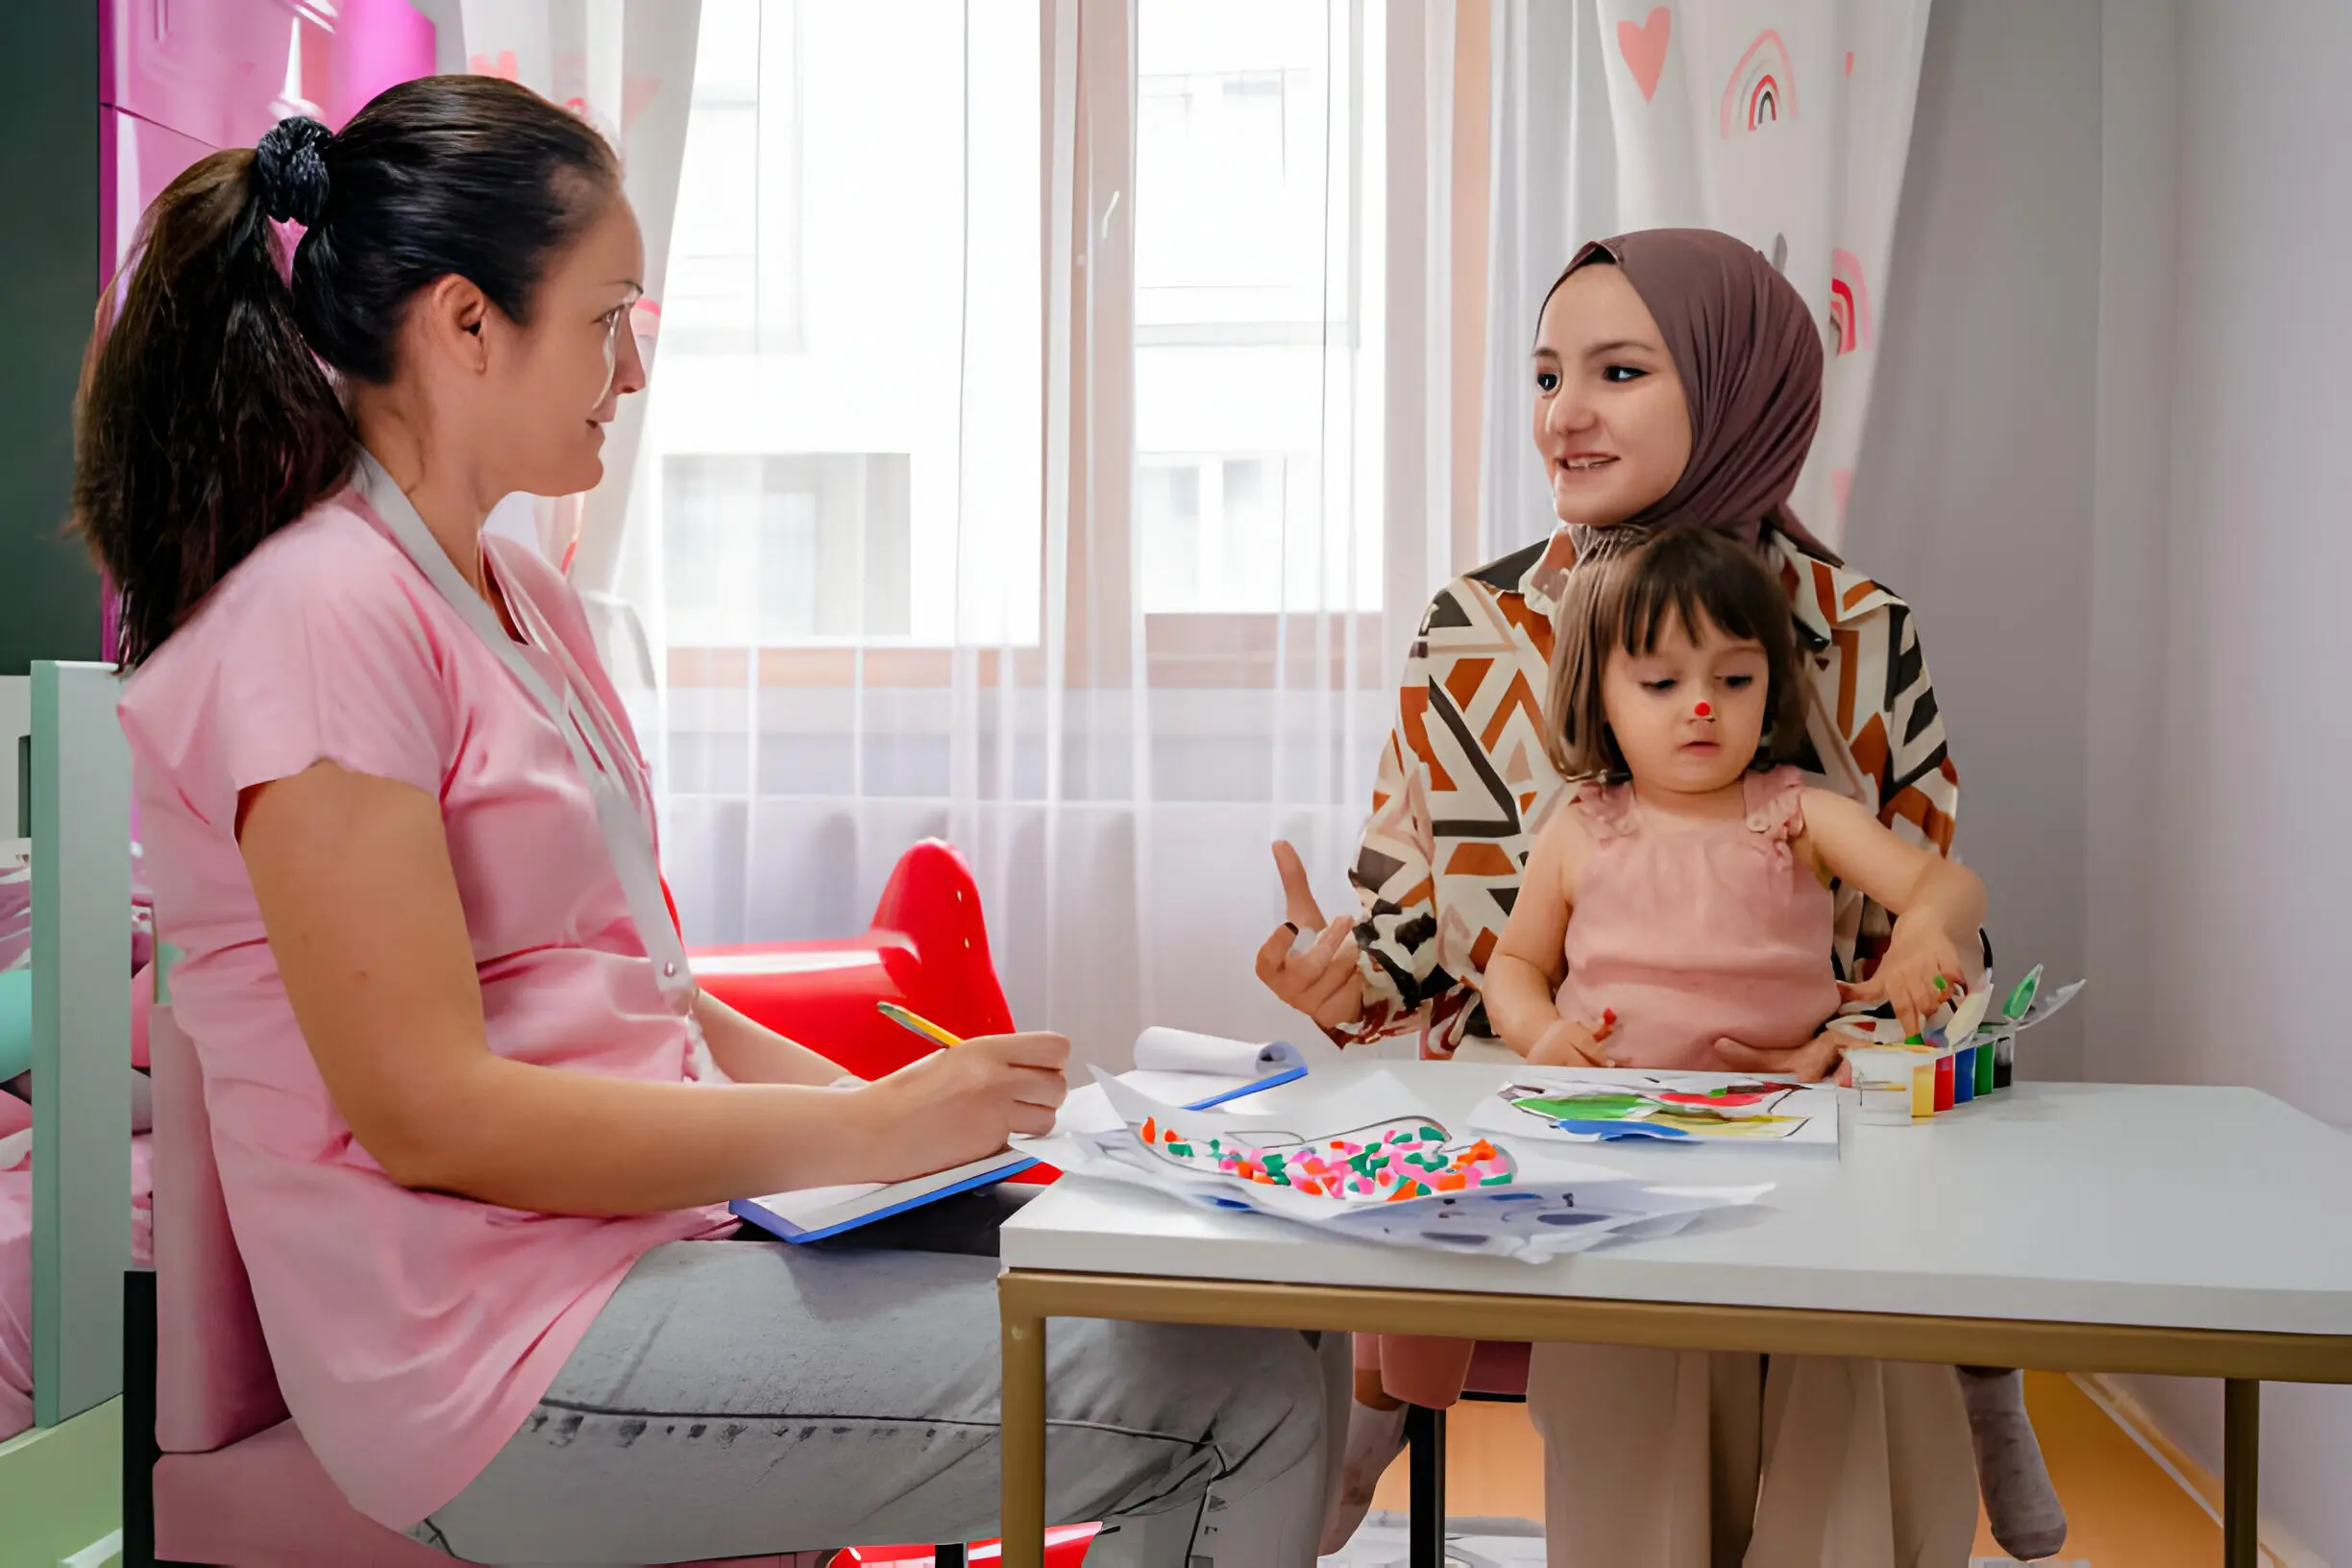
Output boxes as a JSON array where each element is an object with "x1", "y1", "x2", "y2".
[{"x1": 1526, "y1": 1344, "x2": 1977, "y2": 1568}]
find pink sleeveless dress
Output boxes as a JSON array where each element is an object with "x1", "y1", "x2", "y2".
[
  {"x1": 1556, "y1": 766, "x2": 1840, "y2": 1068},
  {"x1": 1364, "y1": 767, "x2": 1846, "y2": 1411}
]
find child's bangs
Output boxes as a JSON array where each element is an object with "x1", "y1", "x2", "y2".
[{"x1": 1613, "y1": 533, "x2": 1780, "y2": 658}]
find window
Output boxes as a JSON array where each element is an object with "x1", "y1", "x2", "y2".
[
  {"x1": 662, "y1": 453, "x2": 911, "y2": 644},
  {"x1": 1133, "y1": 0, "x2": 1384, "y2": 615},
  {"x1": 1139, "y1": 454, "x2": 1314, "y2": 613},
  {"x1": 640, "y1": 0, "x2": 1040, "y2": 668},
  {"x1": 636, "y1": 0, "x2": 1371, "y2": 674},
  {"x1": 664, "y1": 0, "x2": 800, "y2": 354}
]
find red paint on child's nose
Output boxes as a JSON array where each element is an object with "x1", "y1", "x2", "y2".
[{"x1": 1694, "y1": 701, "x2": 1712, "y2": 718}]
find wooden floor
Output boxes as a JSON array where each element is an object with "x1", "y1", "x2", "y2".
[{"x1": 1367, "y1": 1371, "x2": 2291, "y2": 1565}]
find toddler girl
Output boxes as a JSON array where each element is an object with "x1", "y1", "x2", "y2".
[
  {"x1": 1482, "y1": 524, "x2": 2002, "y2": 1562},
  {"x1": 1485, "y1": 524, "x2": 1981, "y2": 1071}
]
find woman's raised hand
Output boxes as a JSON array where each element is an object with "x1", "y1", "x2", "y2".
[
  {"x1": 852, "y1": 1032, "x2": 1070, "y2": 1183},
  {"x1": 1253, "y1": 842, "x2": 1366, "y2": 1029}
]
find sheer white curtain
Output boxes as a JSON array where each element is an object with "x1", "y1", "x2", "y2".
[
  {"x1": 1481, "y1": 0, "x2": 1931, "y2": 556},
  {"x1": 1481, "y1": 0, "x2": 1618, "y2": 563},
  {"x1": 459, "y1": 0, "x2": 700, "y2": 702},
  {"x1": 618, "y1": 0, "x2": 1464, "y2": 1070}
]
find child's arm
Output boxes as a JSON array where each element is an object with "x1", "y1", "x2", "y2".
[
  {"x1": 1798, "y1": 789, "x2": 1988, "y2": 1035},
  {"x1": 1484, "y1": 807, "x2": 1611, "y2": 1066}
]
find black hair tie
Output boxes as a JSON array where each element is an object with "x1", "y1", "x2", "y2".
[{"x1": 256, "y1": 116, "x2": 334, "y2": 227}]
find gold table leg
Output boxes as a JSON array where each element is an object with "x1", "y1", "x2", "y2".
[
  {"x1": 1000, "y1": 1305, "x2": 1048, "y2": 1568},
  {"x1": 2224, "y1": 1379, "x2": 2259, "y2": 1568}
]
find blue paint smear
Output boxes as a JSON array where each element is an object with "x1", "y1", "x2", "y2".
[{"x1": 1551, "y1": 1119, "x2": 1691, "y2": 1140}]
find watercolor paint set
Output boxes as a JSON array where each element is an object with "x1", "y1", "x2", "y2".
[{"x1": 1844, "y1": 967, "x2": 2084, "y2": 1126}]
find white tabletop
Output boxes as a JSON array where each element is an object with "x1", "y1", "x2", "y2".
[{"x1": 1001, "y1": 1064, "x2": 2352, "y2": 1337}]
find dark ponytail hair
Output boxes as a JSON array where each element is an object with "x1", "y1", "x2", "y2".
[{"x1": 74, "y1": 76, "x2": 620, "y2": 667}]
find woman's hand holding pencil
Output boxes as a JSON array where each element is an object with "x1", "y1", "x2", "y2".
[{"x1": 847, "y1": 1002, "x2": 1070, "y2": 1181}]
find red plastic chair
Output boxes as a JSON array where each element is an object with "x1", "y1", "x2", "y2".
[
  {"x1": 693, "y1": 839, "x2": 1053, "y2": 1185},
  {"x1": 692, "y1": 839, "x2": 1016, "y2": 1078},
  {"x1": 840, "y1": 1528, "x2": 1100, "y2": 1564}
]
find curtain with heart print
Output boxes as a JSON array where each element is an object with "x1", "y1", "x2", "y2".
[
  {"x1": 1483, "y1": 1, "x2": 1931, "y2": 555},
  {"x1": 1597, "y1": 0, "x2": 1931, "y2": 548}
]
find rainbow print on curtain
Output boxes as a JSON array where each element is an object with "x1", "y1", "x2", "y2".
[
  {"x1": 1719, "y1": 27, "x2": 1795, "y2": 136},
  {"x1": 1591, "y1": 0, "x2": 1932, "y2": 550}
]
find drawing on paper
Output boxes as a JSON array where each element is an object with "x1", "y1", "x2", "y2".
[
  {"x1": 1473, "y1": 1071, "x2": 1839, "y2": 1145},
  {"x1": 1135, "y1": 1114, "x2": 1516, "y2": 1202},
  {"x1": 1017, "y1": 1066, "x2": 1777, "y2": 1262}
]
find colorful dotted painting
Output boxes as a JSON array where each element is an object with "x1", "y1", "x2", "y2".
[{"x1": 1135, "y1": 1115, "x2": 1515, "y2": 1203}]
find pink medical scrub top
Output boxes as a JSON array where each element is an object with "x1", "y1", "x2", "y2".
[{"x1": 116, "y1": 486, "x2": 734, "y2": 1530}]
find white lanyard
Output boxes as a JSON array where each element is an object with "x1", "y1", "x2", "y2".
[{"x1": 355, "y1": 454, "x2": 698, "y2": 1021}]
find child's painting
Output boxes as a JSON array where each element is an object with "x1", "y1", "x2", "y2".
[
  {"x1": 1013, "y1": 1066, "x2": 1774, "y2": 1262},
  {"x1": 1134, "y1": 1113, "x2": 1515, "y2": 1202},
  {"x1": 1470, "y1": 1069, "x2": 1841, "y2": 1146}
]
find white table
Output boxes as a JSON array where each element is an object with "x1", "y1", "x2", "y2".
[{"x1": 996, "y1": 1065, "x2": 2352, "y2": 1567}]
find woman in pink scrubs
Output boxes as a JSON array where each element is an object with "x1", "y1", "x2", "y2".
[{"x1": 77, "y1": 78, "x2": 1338, "y2": 1566}]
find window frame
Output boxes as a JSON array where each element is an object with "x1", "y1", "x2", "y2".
[{"x1": 657, "y1": 0, "x2": 1392, "y2": 694}]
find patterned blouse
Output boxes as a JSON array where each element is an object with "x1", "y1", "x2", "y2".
[{"x1": 1340, "y1": 526, "x2": 1961, "y2": 1058}]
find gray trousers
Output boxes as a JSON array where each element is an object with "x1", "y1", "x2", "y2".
[{"x1": 407, "y1": 1208, "x2": 1346, "y2": 1567}]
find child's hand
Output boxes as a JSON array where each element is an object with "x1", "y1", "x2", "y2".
[
  {"x1": 1874, "y1": 927, "x2": 1966, "y2": 1036},
  {"x1": 1529, "y1": 1011, "x2": 1617, "y2": 1067},
  {"x1": 1714, "y1": 1031, "x2": 1845, "y2": 1083}
]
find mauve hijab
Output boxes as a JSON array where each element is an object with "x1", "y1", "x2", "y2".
[{"x1": 1548, "y1": 228, "x2": 1838, "y2": 563}]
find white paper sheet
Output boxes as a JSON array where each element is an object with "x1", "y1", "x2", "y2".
[
  {"x1": 1132, "y1": 1025, "x2": 1335, "y2": 1078},
  {"x1": 1468, "y1": 1069, "x2": 1841, "y2": 1148},
  {"x1": 1016, "y1": 1068, "x2": 1768, "y2": 1263},
  {"x1": 1053, "y1": 1027, "x2": 1338, "y2": 1137}
]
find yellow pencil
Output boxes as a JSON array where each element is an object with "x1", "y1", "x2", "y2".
[{"x1": 876, "y1": 1001, "x2": 964, "y2": 1049}]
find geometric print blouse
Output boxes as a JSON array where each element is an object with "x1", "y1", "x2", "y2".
[{"x1": 1337, "y1": 525, "x2": 1963, "y2": 1058}]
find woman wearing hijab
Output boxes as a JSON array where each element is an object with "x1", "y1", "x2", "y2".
[{"x1": 1262, "y1": 230, "x2": 2067, "y2": 1561}]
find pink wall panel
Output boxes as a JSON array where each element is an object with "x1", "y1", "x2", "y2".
[
  {"x1": 102, "y1": 0, "x2": 439, "y2": 149},
  {"x1": 101, "y1": 0, "x2": 294, "y2": 152},
  {"x1": 98, "y1": 0, "x2": 440, "y2": 278},
  {"x1": 325, "y1": 0, "x2": 439, "y2": 129},
  {"x1": 98, "y1": 107, "x2": 214, "y2": 286}
]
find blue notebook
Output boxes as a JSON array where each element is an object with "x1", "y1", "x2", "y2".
[{"x1": 730, "y1": 1034, "x2": 1312, "y2": 1244}]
